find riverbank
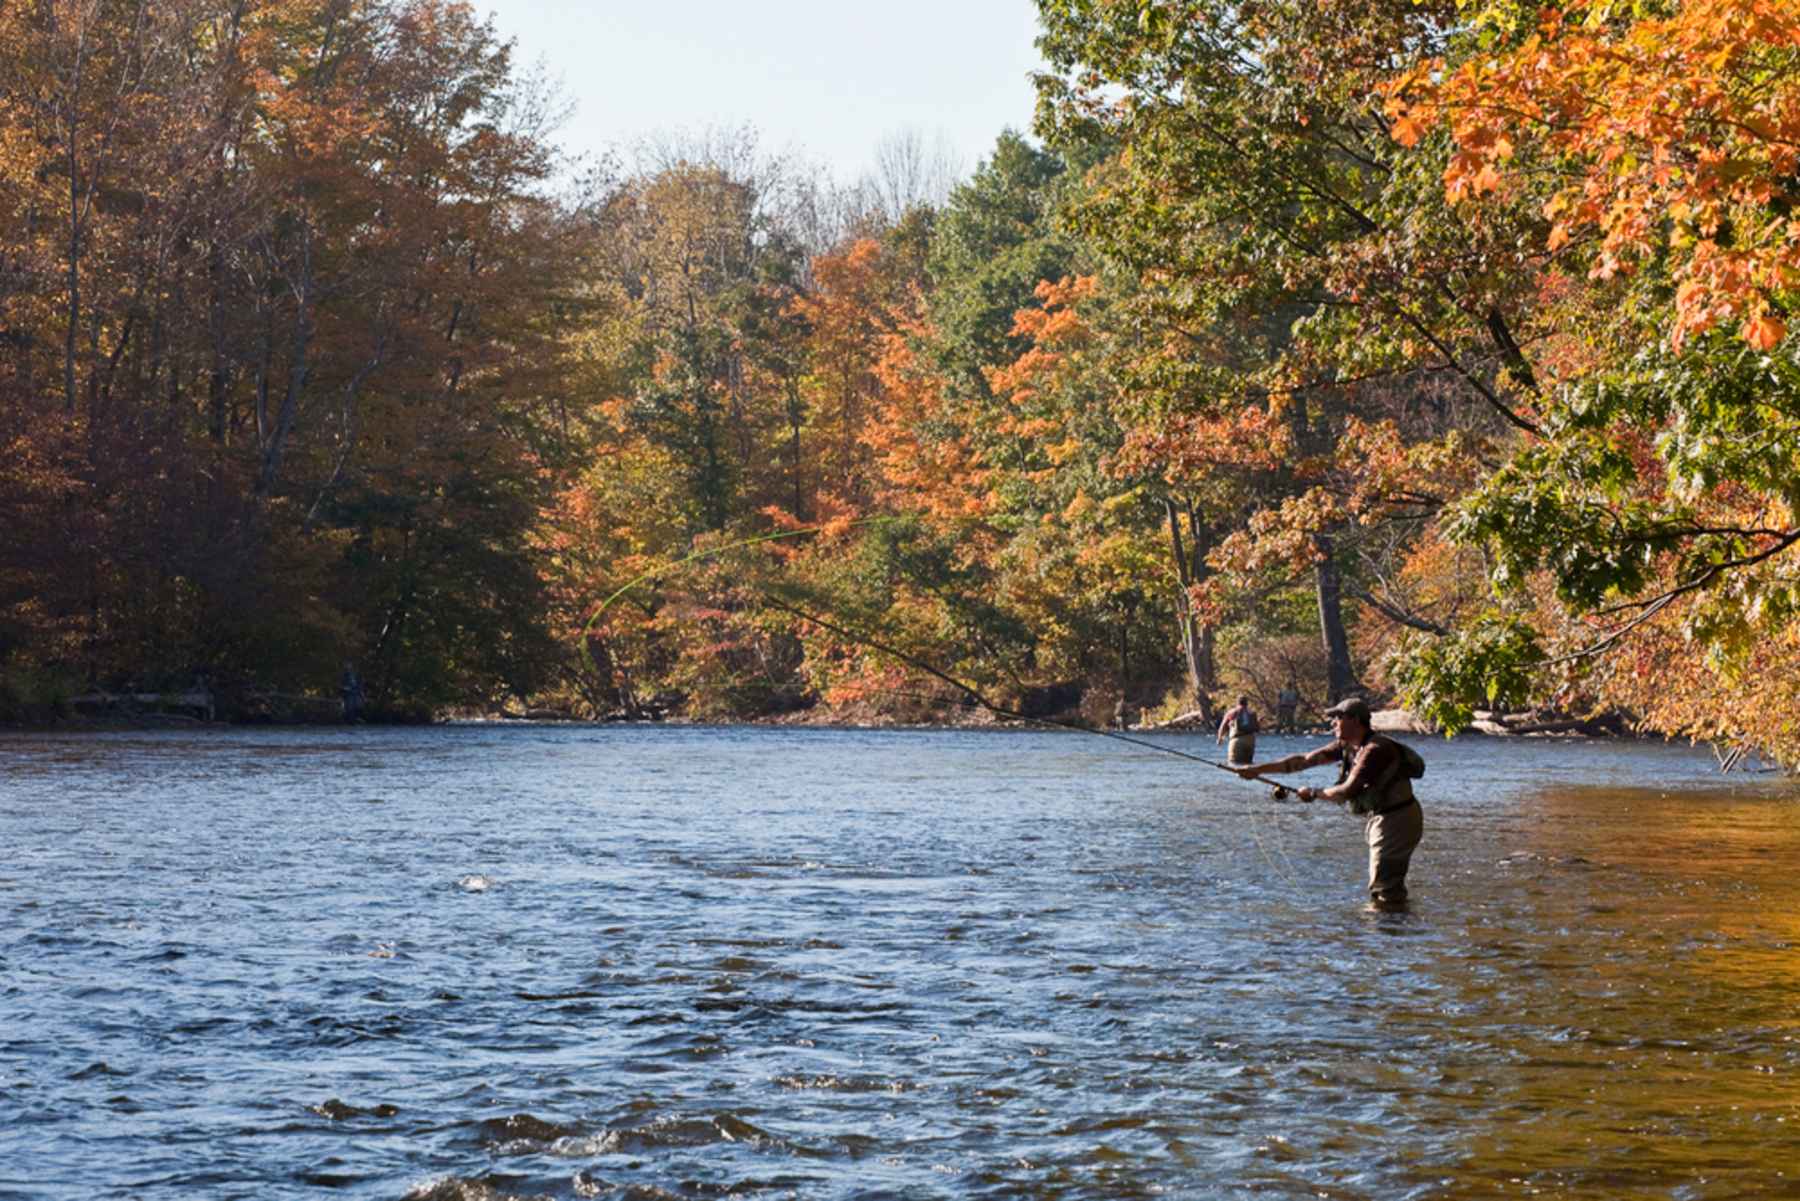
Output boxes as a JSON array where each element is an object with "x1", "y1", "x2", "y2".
[
  {"x1": 6, "y1": 692, "x2": 1637, "y2": 742},
  {"x1": 1141, "y1": 705, "x2": 1635, "y2": 740},
  {"x1": 5, "y1": 689, "x2": 425, "y2": 729}
]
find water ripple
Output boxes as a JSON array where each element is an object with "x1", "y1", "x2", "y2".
[{"x1": 2, "y1": 725, "x2": 1795, "y2": 1199}]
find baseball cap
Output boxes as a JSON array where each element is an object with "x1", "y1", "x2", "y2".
[{"x1": 1323, "y1": 697, "x2": 1372, "y2": 723}]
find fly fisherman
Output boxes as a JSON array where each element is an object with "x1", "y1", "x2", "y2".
[
  {"x1": 1216, "y1": 694, "x2": 1259, "y2": 766},
  {"x1": 1233, "y1": 697, "x2": 1424, "y2": 906}
]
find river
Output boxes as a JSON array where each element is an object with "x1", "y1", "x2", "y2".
[{"x1": 3, "y1": 725, "x2": 1797, "y2": 1199}]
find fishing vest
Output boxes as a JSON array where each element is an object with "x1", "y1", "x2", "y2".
[{"x1": 1336, "y1": 734, "x2": 1419, "y2": 816}]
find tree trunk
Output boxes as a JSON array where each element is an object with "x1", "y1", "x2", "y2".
[
  {"x1": 256, "y1": 229, "x2": 313, "y2": 497},
  {"x1": 1117, "y1": 595, "x2": 1134, "y2": 685},
  {"x1": 1314, "y1": 532, "x2": 1357, "y2": 702},
  {"x1": 786, "y1": 378, "x2": 805, "y2": 519},
  {"x1": 208, "y1": 241, "x2": 228, "y2": 444},
  {"x1": 64, "y1": 97, "x2": 82, "y2": 416},
  {"x1": 1185, "y1": 499, "x2": 1217, "y2": 691},
  {"x1": 1165, "y1": 496, "x2": 1215, "y2": 719}
]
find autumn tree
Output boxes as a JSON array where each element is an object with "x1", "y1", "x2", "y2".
[
  {"x1": 1, "y1": 0, "x2": 576, "y2": 714},
  {"x1": 543, "y1": 136, "x2": 839, "y2": 717},
  {"x1": 861, "y1": 127, "x2": 964, "y2": 228},
  {"x1": 981, "y1": 275, "x2": 1193, "y2": 706},
  {"x1": 1382, "y1": 0, "x2": 1800, "y2": 763},
  {"x1": 923, "y1": 130, "x2": 1080, "y2": 404},
  {"x1": 786, "y1": 237, "x2": 916, "y2": 511},
  {"x1": 1034, "y1": 0, "x2": 1542, "y2": 706}
]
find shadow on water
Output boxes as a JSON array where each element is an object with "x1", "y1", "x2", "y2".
[{"x1": 1, "y1": 725, "x2": 1797, "y2": 1199}]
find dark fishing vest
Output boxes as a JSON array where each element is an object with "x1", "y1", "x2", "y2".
[{"x1": 1336, "y1": 734, "x2": 1417, "y2": 816}]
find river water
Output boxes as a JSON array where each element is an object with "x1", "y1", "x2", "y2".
[{"x1": 3, "y1": 725, "x2": 1797, "y2": 1200}]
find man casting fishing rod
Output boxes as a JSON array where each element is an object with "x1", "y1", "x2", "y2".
[{"x1": 1232, "y1": 697, "x2": 1425, "y2": 907}]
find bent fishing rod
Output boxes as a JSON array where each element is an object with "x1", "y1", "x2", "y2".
[
  {"x1": 584, "y1": 516, "x2": 1293, "y2": 801},
  {"x1": 754, "y1": 592, "x2": 1297, "y2": 801},
  {"x1": 899, "y1": 690, "x2": 1303, "y2": 801}
]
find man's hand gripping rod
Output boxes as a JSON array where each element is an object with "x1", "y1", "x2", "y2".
[{"x1": 1204, "y1": 759, "x2": 1297, "y2": 802}]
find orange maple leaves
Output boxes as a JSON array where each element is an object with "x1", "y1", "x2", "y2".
[{"x1": 1389, "y1": 0, "x2": 1800, "y2": 349}]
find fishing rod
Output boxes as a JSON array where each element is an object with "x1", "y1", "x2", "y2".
[
  {"x1": 895, "y1": 689, "x2": 1302, "y2": 801},
  {"x1": 584, "y1": 517, "x2": 1293, "y2": 801},
  {"x1": 755, "y1": 592, "x2": 1297, "y2": 801}
]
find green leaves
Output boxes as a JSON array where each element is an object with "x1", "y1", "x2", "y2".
[
  {"x1": 925, "y1": 132, "x2": 1081, "y2": 403},
  {"x1": 1454, "y1": 332, "x2": 1800, "y2": 613},
  {"x1": 1389, "y1": 611, "x2": 1544, "y2": 734}
]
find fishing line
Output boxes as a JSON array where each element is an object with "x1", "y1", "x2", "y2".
[
  {"x1": 581, "y1": 515, "x2": 1302, "y2": 871},
  {"x1": 751, "y1": 592, "x2": 1305, "y2": 884},
  {"x1": 759, "y1": 595, "x2": 1291, "y2": 789},
  {"x1": 880, "y1": 685, "x2": 1307, "y2": 881},
  {"x1": 756, "y1": 596, "x2": 1231, "y2": 769}
]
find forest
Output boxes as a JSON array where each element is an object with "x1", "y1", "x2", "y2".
[{"x1": 3, "y1": 0, "x2": 1799, "y2": 768}]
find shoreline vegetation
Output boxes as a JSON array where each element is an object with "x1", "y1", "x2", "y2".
[
  {"x1": 6, "y1": 2, "x2": 1800, "y2": 771},
  {"x1": 22, "y1": 684, "x2": 1765, "y2": 767},
  {"x1": 10, "y1": 685, "x2": 1640, "y2": 746}
]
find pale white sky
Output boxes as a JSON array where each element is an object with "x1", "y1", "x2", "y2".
[{"x1": 477, "y1": 0, "x2": 1046, "y2": 182}]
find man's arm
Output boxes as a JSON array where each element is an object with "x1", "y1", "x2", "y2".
[{"x1": 1235, "y1": 743, "x2": 1337, "y2": 779}]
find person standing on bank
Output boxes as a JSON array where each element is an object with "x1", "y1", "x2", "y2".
[
  {"x1": 340, "y1": 662, "x2": 364, "y2": 724},
  {"x1": 1216, "y1": 694, "x2": 1259, "y2": 766},
  {"x1": 1276, "y1": 679, "x2": 1301, "y2": 733},
  {"x1": 1233, "y1": 697, "x2": 1424, "y2": 906}
]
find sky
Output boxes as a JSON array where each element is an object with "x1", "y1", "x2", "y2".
[{"x1": 475, "y1": 1, "x2": 1047, "y2": 183}]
